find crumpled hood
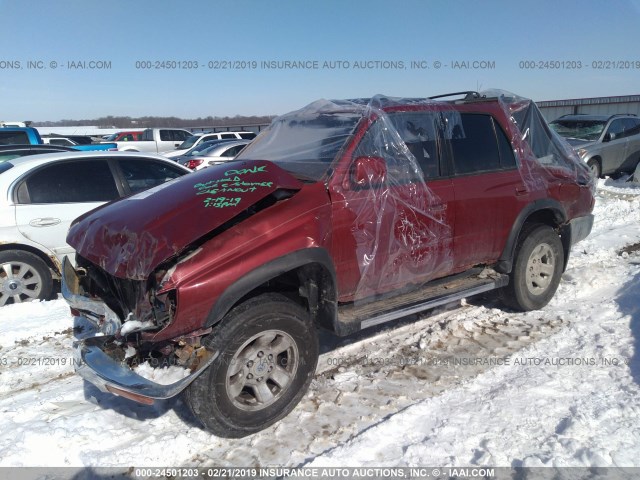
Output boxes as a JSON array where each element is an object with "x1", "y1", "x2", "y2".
[{"x1": 67, "y1": 160, "x2": 303, "y2": 279}]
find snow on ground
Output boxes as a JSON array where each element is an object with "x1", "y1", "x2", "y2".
[{"x1": 1, "y1": 178, "x2": 640, "y2": 469}]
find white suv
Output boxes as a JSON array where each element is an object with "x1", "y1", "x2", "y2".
[
  {"x1": 162, "y1": 131, "x2": 256, "y2": 158},
  {"x1": 0, "y1": 151, "x2": 190, "y2": 306}
]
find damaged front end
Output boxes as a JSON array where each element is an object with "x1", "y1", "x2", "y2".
[
  {"x1": 61, "y1": 160, "x2": 305, "y2": 403},
  {"x1": 62, "y1": 256, "x2": 217, "y2": 403}
]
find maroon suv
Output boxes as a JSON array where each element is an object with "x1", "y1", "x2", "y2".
[{"x1": 62, "y1": 91, "x2": 594, "y2": 437}]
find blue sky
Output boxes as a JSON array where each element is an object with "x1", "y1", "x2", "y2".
[{"x1": 1, "y1": 0, "x2": 639, "y2": 121}]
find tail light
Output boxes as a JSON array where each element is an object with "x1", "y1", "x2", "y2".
[{"x1": 185, "y1": 158, "x2": 204, "y2": 169}]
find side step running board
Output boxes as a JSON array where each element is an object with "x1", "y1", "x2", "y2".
[{"x1": 335, "y1": 273, "x2": 509, "y2": 336}]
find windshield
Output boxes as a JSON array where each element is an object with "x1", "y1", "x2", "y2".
[
  {"x1": 0, "y1": 161, "x2": 15, "y2": 172},
  {"x1": 235, "y1": 99, "x2": 364, "y2": 181},
  {"x1": 549, "y1": 119, "x2": 606, "y2": 142},
  {"x1": 179, "y1": 135, "x2": 201, "y2": 150},
  {"x1": 104, "y1": 133, "x2": 118, "y2": 141}
]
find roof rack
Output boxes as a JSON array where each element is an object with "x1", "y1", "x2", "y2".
[
  {"x1": 557, "y1": 113, "x2": 637, "y2": 119},
  {"x1": 428, "y1": 91, "x2": 484, "y2": 101},
  {"x1": 608, "y1": 113, "x2": 637, "y2": 119}
]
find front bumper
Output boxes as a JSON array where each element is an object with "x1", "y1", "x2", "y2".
[
  {"x1": 62, "y1": 257, "x2": 217, "y2": 403},
  {"x1": 74, "y1": 335, "x2": 217, "y2": 402}
]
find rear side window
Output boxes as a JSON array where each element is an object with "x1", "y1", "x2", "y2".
[
  {"x1": 0, "y1": 131, "x2": 29, "y2": 145},
  {"x1": 450, "y1": 114, "x2": 502, "y2": 175},
  {"x1": 239, "y1": 132, "x2": 257, "y2": 139},
  {"x1": 160, "y1": 130, "x2": 174, "y2": 141},
  {"x1": 19, "y1": 160, "x2": 118, "y2": 204},
  {"x1": 220, "y1": 145, "x2": 246, "y2": 157},
  {"x1": 622, "y1": 118, "x2": 640, "y2": 139},
  {"x1": 175, "y1": 130, "x2": 192, "y2": 141},
  {"x1": 117, "y1": 159, "x2": 186, "y2": 194}
]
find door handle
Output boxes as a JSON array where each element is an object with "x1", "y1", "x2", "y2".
[
  {"x1": 29, "y1": 217, "x2": 61, "y2": 227},
  {"x1": 515, "y1": 186, "x2": 528, "y2": 196}
]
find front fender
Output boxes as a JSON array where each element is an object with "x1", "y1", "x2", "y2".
[{"x1": 204, "y1": 247, "x2": 337, "y2": 328}]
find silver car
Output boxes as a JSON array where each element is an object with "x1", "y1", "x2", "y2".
[
  {"x1": 179, "y1": 140, "x2": 251, "y2": 170},
  {"x1": 550, "y1": 114, "x2": 640, "y2": 178}
]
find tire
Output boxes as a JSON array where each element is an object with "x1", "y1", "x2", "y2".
[
  {"x1": 0, "y1": 250, "x2": 53, "y2": 307},
  {"x1": 587, "y1": 158, "x2": 601, "y2": 179},
  {"x1": 185, "y1": 293, "x2": 319, "y2": 438},
  {"x1": 501, "y1": 224, "x2": 564, "y2": 312}
]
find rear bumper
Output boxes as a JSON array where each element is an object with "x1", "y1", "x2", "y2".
[
  {"x1": 74, "y1": 336, "x2": 217, "y2": 402},
  {"x1": 569, "y1": 213, "x2": 594, "y2": 245}
]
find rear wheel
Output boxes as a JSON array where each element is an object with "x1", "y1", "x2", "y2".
[
  {"x1": 185, "y1": 293, "x2": 318, "y2": 438},
  {"x1": 0, "y1": 250, "x2": 53, "y2": 307},
  {"x1": 501, "y1": 224, "x2": 564, "y2": 311}
]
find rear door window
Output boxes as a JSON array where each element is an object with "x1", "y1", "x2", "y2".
[
  {"x1": 116, "y1": 159, "x2": 187, "y2": 194},
  {"x1": 449, "y1": 114, "x2": 502, "y2": 175},
  {"x1": 173, "y1": 130, "x2": 192, "y2": 141},
  {"x1": 159, "y1": 130, "x2": 174, "y2": 141},
  {"x1": 220, "y1": 144, "x2": 246, "y2": 157}
]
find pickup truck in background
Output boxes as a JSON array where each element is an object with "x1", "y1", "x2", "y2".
[
  {"x1": 0, "y1": 127, "x2": 117, "y2": 151},
  {"x1": 111, "y1": 128, "x2": 193, "y2": 152},
  {"x1": 0, "y1": 126, "x2": 44, "y2": 145},
  {"x1": 102, "y1": 131, "x2": 144, "y2": 142}
]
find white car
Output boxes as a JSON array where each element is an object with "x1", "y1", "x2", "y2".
[
  {"x1": 177, "y1": 140, "x2": 251, "y2": 170},
  {"x1": 162, "y1": 131, "x2": 256, "y2": 159},
  {"x1": 0, "y1": 151, "x2": 191, "y2": 306}
]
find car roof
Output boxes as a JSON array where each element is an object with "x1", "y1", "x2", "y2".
[
  {"x1": 1, "y1": 151, "x2": 191, "y2": 175},
  {"x1": 201, "y1": 140, "x2": 251, "y2": 154},
  {"x1": 198, "y1": 131, "x2": 254, "y2": 136},
  {"x1": 551, "y1": 115, "x2": 611, "y2": 122},
  {"x1": 552, "y1": 114, "x2": 637, "y2": 123}
]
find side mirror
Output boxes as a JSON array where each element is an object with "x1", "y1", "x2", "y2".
[
  {"x1": 603, "y1": 132, "x2": 614, "y2": 142},
  {"x1": 351, "y1": 156, "x2": 387, "y2": 188}
]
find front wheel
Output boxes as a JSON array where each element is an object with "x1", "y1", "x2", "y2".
[
  {"x1": 587, "y1": 158, "x2": 601, "y2": 179},
  {"x1": 501, "y1": 224, "x2": 564, "y2": 311},
  {"x1": 185, "y1": 293, "x2": 318, "y2": 438}
]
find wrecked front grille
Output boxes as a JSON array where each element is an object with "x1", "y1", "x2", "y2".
[{"x1": 75, "y1": 254, "x2": 174, "y2": 332}]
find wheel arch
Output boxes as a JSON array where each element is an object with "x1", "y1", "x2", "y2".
[
  {"x1": 204, "y1": 247, "x2": 338, "y2": 333},
  {"x1": 0, "y1": 242, "x2": 61, "y2": 278},
  {"x1": 496, "y1": 200, "x2": 569, "y2": 275}
]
